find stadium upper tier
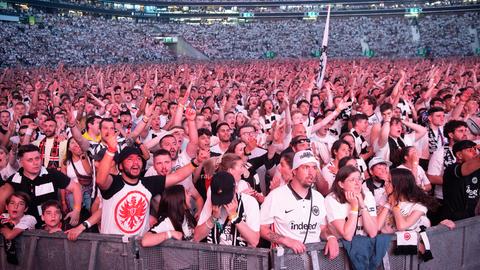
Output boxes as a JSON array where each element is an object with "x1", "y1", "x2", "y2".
[{"x1": 1, "y1": 11, "x2": 479, "y2": 67}]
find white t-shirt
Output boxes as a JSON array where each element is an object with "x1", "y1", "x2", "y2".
[
  {"x1": 374, "y1": 133, "x2": 416, "y2": 162},
  {"x1": 321, "y1": 161, "x2": 336, "y2": 189},
  {"x1": 325, "y1": 190, "x2": 377, "y2": 237},
  {"x1": 0, "y1": 213, "x2": 37, "y2": 230},
  {"x1": 260, "y1": 184, "x2": 327, "y2": 245},
  {"x1": 0, "y1": 163, "x2": 17, "y2": 181},
  {"x1": 427, "y1": 146, "x2": 454, "y2": 200},
  {"x1": 150, "y1": 216, "x2": 194, "y2": 241},
  {"x1": 397, "y1": 165, "x2": 431, "y2": 189},
  {"x1": 381, "y1": 201, "x2": 429, "y2": 233}
]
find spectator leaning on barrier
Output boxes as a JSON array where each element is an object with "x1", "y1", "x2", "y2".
[
  {"x1": 0, "y1": 144, "x2": 82, "y2": 228},
  {"x1": 260, "y1": 150, "x2": 339, "y2": 258},
  {"x1": 194, "y1": 167, "x2": 260, "y2": 247},
  {"x1": 442, "y1": 140, "x2": 480, "y2": 221}
]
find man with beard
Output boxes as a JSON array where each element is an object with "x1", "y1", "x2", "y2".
[
  {"x1": 144, "y1": 149, "x2": 204, "y2": 218},
  {"x1": 95, "y1": 134, "x2": 205, "y2": 236},
  {"x1": 26, "y1": 118, "x2": 67, "y2": 169},
  {"x1": 210, "y1": 122, "x2": 231, "y2": 155},
  {"x1": 260, "y1": 150, "x2": 339, "y2": 257}
]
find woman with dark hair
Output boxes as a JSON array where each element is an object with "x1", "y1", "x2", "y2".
[
  {"x1": 340, "y1": 132, "x2": 369, "y2": 177},
  {"x1": 60, "y1": 137, "x2": 93, "y2": 214},
  {"x1": 321, "y1": 139, "x2": 351, "y2": 189},
  {"x1": 142, "y1": 185, "x2": 196, "y2": 247},
  {"x1": 397, "y1": 146, "x2": 432, "y2": 192},
  {"x1": 325, "y1": 165, "x2": 378, "y2": 241},
  {"x1": 377, "y1": 168, "x2": 438, "y2": 233}
]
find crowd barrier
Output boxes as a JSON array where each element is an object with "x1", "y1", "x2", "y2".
[{"x1": 0, "y1": 216, "x2": 479, "y2": 270}]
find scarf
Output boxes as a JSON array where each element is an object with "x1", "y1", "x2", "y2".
[
  {"x1": 428, "y1": 127, "x2": 444, "y2": 155},
  {"x1": 388, "y1": 136, "x2": 405, "y2": 168},
  {"x1": 39, "y1": 136, "x2": 60, "y2": 169},
  {"x1": 443, "y1": 145, "x2": 456, "y2": 169},
  {"x1": 352, "y1": 130, "x2": 369, "y2": 155}
]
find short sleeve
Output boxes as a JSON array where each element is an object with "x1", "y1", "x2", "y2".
[
  {"x1": 325, "y1": 195, "x2": 347, "y2": 222},
  {"x1": 427, "y1": 149, "x2": 444, "y2": 176},
  {"x1": 150, "y1": 218, "x2": 175, "y2": 234},
  {"x1": 15, "y1": 215, "x2": 37, "y2": 230},
  {"x1": 260, "y1": 190, "x2": 276, "y2": 225},
  {"x1": 412, "y1": 203, "x2": 428, "y2": 215},
  {"x1": 242, "y1": 195, "x2": 260, "y2": 232},
  {"x1": 142, "y1": 175, "x2": 166, "y2": 196}
]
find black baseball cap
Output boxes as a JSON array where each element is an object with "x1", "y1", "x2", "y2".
[
  {"x1": 452, "y1": 140, "x2": 477, "y2": 156},
  {"x1": 115, "y1": 146, "x2": 143, "y2": 164},
  {"x1": 211, "y1": 171, "x2": 236, "y2": 206}
]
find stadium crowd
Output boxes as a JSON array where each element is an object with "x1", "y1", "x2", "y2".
[
  {"x1": 0, "y1": 55, "x2": 479, "y2": 267},
  {"x1": 1, "y1": 12, "x2": 478, "y2": 68},
  {"x1": 0, "y1": 14, "x2": 173, "y2": 67}
]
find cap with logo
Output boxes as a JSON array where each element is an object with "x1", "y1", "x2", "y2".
[
  {"x1": 292, "y1": 150, "x2": 319, "y2": 170},
  {"x1": 211, "y1": 171, "x2": 236, "y2": 206}
]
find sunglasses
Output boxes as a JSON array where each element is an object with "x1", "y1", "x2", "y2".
[{"x1": 294, "y1": 138, "x2": 311, "y2": 144}]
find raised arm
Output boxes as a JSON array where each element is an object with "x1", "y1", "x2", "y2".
[
  {"x1": 95, "y1": 133, "x2": 117, "y2": 190},
  {"x1": 184, "y1": 107, "x2": 198, "y2": 158},
  {"x1": 402, "y1": 119, "x2": 427, "y2": 141}
]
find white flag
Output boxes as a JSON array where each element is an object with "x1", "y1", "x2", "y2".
[{"x1": 316, "y1": 5, "x2": 331, "y2": 89}]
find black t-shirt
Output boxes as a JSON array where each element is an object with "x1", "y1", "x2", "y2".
[
  {"x1": 7, "y1": 168, "x2": 70, "y2": 224},
  {"x1": 443, "y1": 163, "x2": 480, "y2": 221},
  {"x1": 99, "y1": 174, "x2": 166, "y2": 200}
]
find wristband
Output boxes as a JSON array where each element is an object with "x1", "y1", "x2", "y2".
[
  {"x1": 190, "y1": 159, "x2": 199, "y2": 168},
  {"x1": 350, "y1": 207, "x2": 358, "y2": 212},
  {"x1": 84, "y1": 220, "x2": 92, "y2": 229},
  {"x1": 327, "y1": 235, "x2": 336, "y2": 241},
  {"x1": 74, "y1": 205, "x2": 81, "y2": 211},
  {"x1": 106, "y1": 150, "x2": 115, "y2": 157},
  {"x1": 229, "y1": 212, "x2": 238, "y2": 221},
  {"x1": 142, "y1": 116, "x2": 150, "y2": 123},
  {"x1": 349, "y1": 210, "x2": 359, "y2": 215},
  {"x1": 383, "y1": 203, "x2": 391, "y2": 210},
  {"x1": 166, "y1": 231, "x2": 172, "y2": 239},
  {"x1": 107, "y1": 146, "x2": 117, "y2": 153}
]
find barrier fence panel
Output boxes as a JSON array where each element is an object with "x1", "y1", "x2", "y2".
[
  {"x1": 135, "y1": 239, "x2": 270, "y2": 270},
  {"x1": 271, "y1": 216, "x2": 480, "y2": 270},
  {"x1": 1, "y1": 216, "x2": 479, "y2": 270},
  {"x1": 0, "y1": 231, "x2": 135, "y2": 270},
  {"x1": 418, "y1": 216, "x2": 480, "y2": 270}
]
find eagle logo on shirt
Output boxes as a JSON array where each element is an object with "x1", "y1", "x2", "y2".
[{"x1": 115, "y1": 191, "x2": 148, "y2": 234}]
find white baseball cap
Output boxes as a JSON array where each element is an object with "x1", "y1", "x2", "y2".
[
  {"x1": 292, "y1": 150, "x2": 319, "y2": 170},
  {"x1": 368, "y1": 157, "x2": 392, "y2": 170}
]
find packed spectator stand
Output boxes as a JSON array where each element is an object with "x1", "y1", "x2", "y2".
[{"x1": 0, "y1": 3, "x2": 480, "y2": 270}]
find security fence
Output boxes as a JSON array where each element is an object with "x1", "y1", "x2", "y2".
[{"x1": 0, "y1": 216, "x2": 479, "y2": 270}]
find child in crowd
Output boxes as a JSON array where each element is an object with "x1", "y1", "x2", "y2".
[
  {"x1": 41, "y1": 200, "x2": 63, "y2": 233},
  {"x1": 0, "y1": 192, "x2": 36, "y2": 264}
]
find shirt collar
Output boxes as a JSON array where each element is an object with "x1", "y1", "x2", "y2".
[{"x1": 287, "y1": 183, "x2": 312, "y2": 200}]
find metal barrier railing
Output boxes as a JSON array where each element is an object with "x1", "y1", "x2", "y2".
[
  {"x1": 135, "y1": 240, "x2": 270, "y2": 270},
  {"x1": 0, "y1": 231, "x2": 135, "y2": 270},
  {"x1": 271, "y1": 216, "x2": 480, "y2": 270},
  {"x1": 0, "y1": 216, "x2": 479, "y2": 270}
]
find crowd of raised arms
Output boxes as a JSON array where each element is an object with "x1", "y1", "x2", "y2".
[{"x1": 0, "y1": 57, "x2": 479, "y2": 266}]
